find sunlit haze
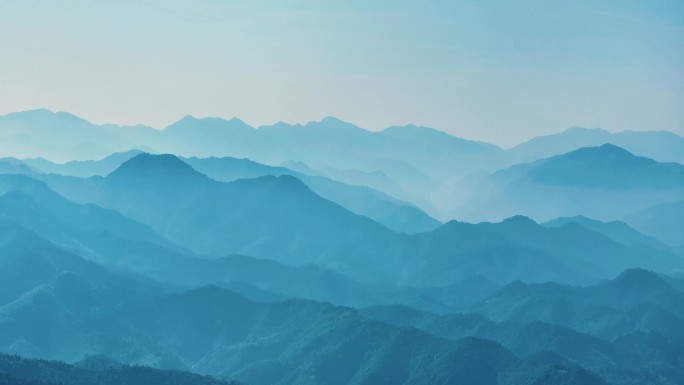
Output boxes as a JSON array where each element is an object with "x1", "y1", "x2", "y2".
[{"x1": 1, "y1": 0, "x2": 682, "y2": 146}]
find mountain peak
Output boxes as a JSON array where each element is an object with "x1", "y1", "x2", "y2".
[
  {"x1": 115, "y1": 152, "x2": 188, "y2": 169},
  {"x1": 2, "y1": 108, "x2": 92, "y2": 126},
  {"x1": 305, "y1": 117, "x2": 366, "y2": 132},
  {"x1": 554, "y1": 143, "x2": 648, "y2": 165},
  {"x1": 319, "y1": 116, "x2": 346, "y2": 125},
  {"x1": 165, "y1": 115, "x2": 254, "y2": 133},
  {"x1": 2, "y1": 108, "x2": 54, "y2": 117},
  {"x1": 106, "y1": 153, "x2": 210, "y2": 186},
  {"x1": 561, "y1": 143, "x2": 634, "y2": 160},
  {"x1": 524, "y1": 142, "x2": 684, "y2": 189},
  {"x1": 597, "y1": 142, "x2": 632, "y2": 154},
  {"x1": 500, "y1": 215, "x2": 538, "y2": 227},
  {"x1": 611, "y1": 268, "x2": 670, "y2": 290},
  {"x1": 176, "y1": 114, "x2": 199, "y2": 123},
  {"x1": 563, "y1": 126, "x2": 610, "y2": 134},
  {"x1": 381, "y1": 124, "x2": 437, "y2": 136}
]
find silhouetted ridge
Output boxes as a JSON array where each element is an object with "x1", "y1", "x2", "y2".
[
  {"x1": 571, "y1": 143, "x2": 633, "y2": 158},
  {"x1": 500, "y1": 215, "x2": 538, "y2": 227},
  {"x1": 106, "y1": 153, "x2": 210, "y2": 186},
  {"x1": 316, "y1": 116, "x2": 360, "y2": 128},
  {"x1": 509, "y1": 125, "x2": 684, "y2": 165},
  {"x1": 3, "y1": 108, "x2": 92, "y2": 126},
  {"x1": 0, "y1": 173, "x2": 52, "y2": 196},
  {"x1": 611, "y1": 268, "x2": 669, "y2": 289},
  {"x1": 563, "y1": 126, "x2": 610, "y2": 134},
  {"x1": 164, "y1": 115, "x2": 254, "y2": 134},
  {"x1": 435, "y1": 219, "x2": 470, "y2": 232},
  {"x1": 227, "y1": 174, "x2": 313, "y2": 196},
  {"x1": 381, "y1": 123, "x2": 502, "y2": 152},
  {"x1": 528, "y1": 143, "x2": 684, "y2": 189},
  {"x1": 273, "y1": 174, "x2": 311, "y2": 192}
]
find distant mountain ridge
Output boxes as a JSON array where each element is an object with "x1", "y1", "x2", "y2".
[
  {"x1": 23, "y1": 149, "x2": 146, "y2": 177},
  {"x1": 0, "y1": 119, "x2": 682, "y2": 384},
  {"x1": 3, "y1": 109, "x2": 682, "y2": 166},
  {"x1": 3, "y1": 152, "x2": 681, "y2": 290},
  {"x1": 511, "y1": 126, "x2": 684, "y2": 164},
  {"x1": 456, "y1": 144, "x2": 684, "y2": 222},
  {"x1": 10, "y1": 151, "x2": 441, "y2": 234},
  {"x1": 0, "y1": 109, "x2": 506, "y2": 171},
  {"x1": 3, "y1": 108, "x2": 684, "y2": 385},
  {"x1": 4, "y1": 109, "x2": 683, "y2": 220},
  {"x1": 181, "y1": 156, "x2": 442, "y2": 234},
  {"x1": 526, "y1": 144, "x2": 684, "y2": 189},
  {"x1": 0, "y1": 109, "x2": 157, "y2": 162},
  {"x1": 3, "y1": 153, "x2": 678, "y2": 287},
  {"x1": 543, "y1": 215, "x2": 671, "y2": 250}
]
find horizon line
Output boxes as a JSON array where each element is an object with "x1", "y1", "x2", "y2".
[{"x1": 1, "y1": 107, "x2": 680, "y2": 150}]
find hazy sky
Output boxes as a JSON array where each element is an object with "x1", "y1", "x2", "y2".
[{"x1": 1, "y1": 0, "x2": 682, "y2": 146}]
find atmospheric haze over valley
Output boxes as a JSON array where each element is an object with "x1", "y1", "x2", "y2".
[
  {"x1": 0, "y1": 108, "x2": 683, "y2": 385},
  {"x1": 1, "y1": 1, "x2": 683, "y2": 385}
]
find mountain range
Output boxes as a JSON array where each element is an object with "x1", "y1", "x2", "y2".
[
  {"x1": 363, "y1": 269, "x2": 684, "y2": 385},
  {"x1": 455, "y1": 144, "x2": 684, "y2": 227},
  {"x1": 7, "y1": 150, "x2": 440, "y2": 234},
  {"x1": 4, "y1": 109, "x2": 683, "y2": 221},
  {"x1": 510, "y1": 126, "x2": 684, "y2": 164},
  {"x1": 0, "y1": 224, "x2": 604, "y2": 385},
  {"x1": 0, "y1": 108, "x2": 683, "y2": 384},
  {"x1": 0, "y1": 219, "x2": 676, "y2": 384},
  {"x1": 4, "y1": 153, "x2": 681, "y2": 287}
]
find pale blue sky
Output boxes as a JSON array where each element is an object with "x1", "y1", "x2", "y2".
[{"x1": 1, "y1": 0, "x2": 682, "y2": 146}]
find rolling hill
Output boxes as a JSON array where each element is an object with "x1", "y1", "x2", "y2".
[{"x1": 0, "y1": 271, "x2": 605, "y2": 385}]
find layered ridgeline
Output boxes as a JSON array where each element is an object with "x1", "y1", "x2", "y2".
[
  {"x1": 0, "y1": 110, "x2": 505, "y2": 177},
  {"x1": 455, "y1": 144, "x2": 684, "y2": 235},
  {"x1": 9, "y1": 150, "x2": 441, "y2": 234},
  {"x1": 0, "y1": 221, "x2": 679, "y2": 384},
  {"x1": 363, "y1": 269, "x2": 684, "y2": 385},
  {"x1": 0, "y1": 109, "x2": 507, "y2": 217},
  {"x1": 0, "y1": 224, "x2": 603, "y2": 385},
  {"x1": 0, "y1": 170, "x2": 496, "y2": 312},
  {"x1": 1, "y1": 110, "x2": 683, "y2": 384},
  {"x1": 1, "y1": 155, "x2": 681, "y2": 288},
  {"x1": 543, "y1": 216, "x2": 676, "y2": 251},
  {"x1": 4, "y1": 109, "x2": 684, "y2": 221},
  {"x1": 5, "y1": 110, "x2": 683, "y2": 171},
  {"x1": 0, "y1": 184, "x2": 489, "y2": 312},
  {"x1": 510, "y1": 126, "x2": 684, "y2": 164}
]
